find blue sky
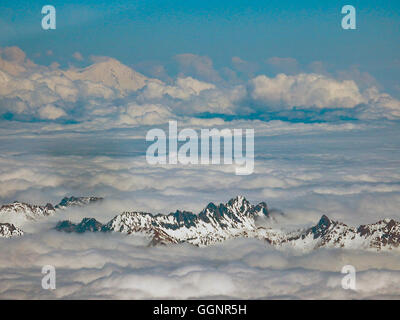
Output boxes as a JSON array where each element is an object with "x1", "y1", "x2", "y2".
[{"x1": 1, "y1": 0, "x2": 399, "y2": 96}]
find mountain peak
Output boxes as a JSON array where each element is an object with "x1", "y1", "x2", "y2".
[
  {"x1": 226, "y1": 195, "x2": 251, "y2": 210},
  {"x1": 56, "y1": 218, "x2": 105, "y2": 233},
  {"x1": 59, "y1": 196, "x2": 274, "y2": 246},
  {"x1": 0, "y1": 201, "x2": 55, "y2": 221},
  {"x1": 318, "y1": 215, "x2": 332, "y2": 228},
  {"x1": 0, "y1": 223, "x2": 23, "y2": 238},
  {"x1": 228, "y1": 195, "x2": 247, "y2": 204},
  {"x1": 55, "y1": 196, "x2": 103, "y2": 209},
  {"x1": 205, "y1": 202, "x2": 217, "y2": 211},
  {"x1": 64, "y1": 58, "x2": 148, "y2": 94}
]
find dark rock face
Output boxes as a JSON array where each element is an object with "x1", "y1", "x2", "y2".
[
  {"x1": 55, "y1": 196, "x2": 103, "y2": 209},
  {"x1": 310, "y1": 215, "x2": 332, "y2": 239},
  {"x1": 168, "y1": 210, "x2": 198, "y2": 229},
  {"x1": 55, "y1": 220, "x2": 76, "y2": 233},
  {"x1": 44, "y1": 203, "x2": 55, "y2": 212},
  {"x1": 56, "y1": 218, "x2": 106, "y2": 233}
]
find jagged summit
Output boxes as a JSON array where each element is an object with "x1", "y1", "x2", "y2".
[
  {"x1": 0, "y1": 196, "x2": 103, "y2": 233},
  {"x1": 56, "y1": 218, "x2": 104, "y2": 233},
  {"x1": 318, "y1": 214, "x2": 332, "y2": 226},
  {"x1": 309, "y1": 214, "x2": 334, "y2": 238},
  {"x1": 57, "y1": 196, "x2": 272, "y2": 246},
  {"x1": 55, "y1": 196, "x2": 103, "y2": 209},
  {"x1": 2, "y1": 195, "x2": 400, "y2": 252},
  {"x1": 227, "y1": 195, "x2": 248, "y2": 206},
  {"x1": 0, "y1": 196, "x2": 103, "y2": 218},
  {"x1": 0, "y1": 223, "x2": 23, "y2": 238},
  {"x1": 55, "y1": 199, "x2": 400, "y2": 251},
  {"x1": 0, "y1": 201, "x2": 55, "y2": 221}
]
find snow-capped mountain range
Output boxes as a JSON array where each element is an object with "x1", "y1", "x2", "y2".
[
  {"x1": 0, "y1": 201, "x2": 55, "y2": 221},
  {"x1": 264, "y1": 214, "x2": 400, "y2": 251},
  {"x1": 0, "y1": 196, "x2": 102, "y2": 237},
  {"x1": 55, "y1": 196, "x2": 103, "y2": 209},
  {"x1": 54, "y1": 196, "x2": 400, "y2": 252},
  {"x1": 1, "y1": 195, "x2": 399, "y2": 252}
]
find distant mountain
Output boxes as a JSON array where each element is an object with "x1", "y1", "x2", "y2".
[
  {"x1": 2, "y1": 195, "x2": 399, "y2": 251},
  {"x1": 0, "y1": 223, "x2": 23, "y2": 238},
  {"x1": 0, "y1": 201, "x2": 55, "y2": 221},
  {"x1": 54, "y1": 196, "x2": 400, "y2": 251},
  {"x1": 261, "y1": 215, "x2": 400, "y2": 251},
  {"x1": 55, "y1": 196, "x2": 103, "y2": 209},
  {"x1": 57, "y1": 196, "x2": 271, "y2": 246},
  {"x1": 55, "y1": 218, "x2": 104, "y2": 233},
  {"x1": 0, "y1": 196, "x2": 102, "y2": 230},
  {"x1": 105, "y1": 195, "x2": 270, "y2": 246},
  {"x1": 64, "y1": 58, "x2": 148, "y2": 95}
]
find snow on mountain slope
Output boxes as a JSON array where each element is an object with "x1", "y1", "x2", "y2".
[
  {"x1": 64, "y1": 58, "x2": 148, "y2": 95},
  {"x1": 2, "y1": 195, "x2": 398, "y2": 252},
  {"x1": 55, "y1": 196, "x2": 103, "y2": 209},
  {"x1": 271, "y1": 215, "x2": 400, "y2": 252},
  {"x1": 103, "y1": 196, "x2": 272, "y2": 246},
  {"x1": 0, "y1": 201, "x2": 55, "y2": 223},
  {"x1": 0, "y1": 196, "x2": 102, "y2": 227},
  {"x1": 55, "y1": 196, "x2": 272, "y2": 246},
  {"x1": 0, "y1": 223, "x2": 24, "y2": 238},
  {"x1": 55, "y1": 196, "x2": 400, "y2": 252}
]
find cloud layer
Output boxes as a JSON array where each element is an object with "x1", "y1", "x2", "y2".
[
  {"x1": 1, "y1": 47, "x2": 400, "y2": 123},
  {"x1": 1, "y1": 234, "x2": 400, "y2": 299}
]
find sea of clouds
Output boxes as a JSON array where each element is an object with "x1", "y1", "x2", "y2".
[
  {"x1": 1, "y1": 46, "x2": 400, "y2": 299},
  {"x1": 1, "y1": 233, "x2": 400, "y2": 299}
]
